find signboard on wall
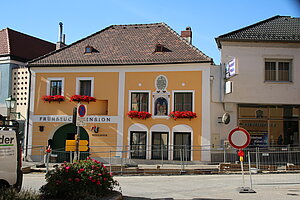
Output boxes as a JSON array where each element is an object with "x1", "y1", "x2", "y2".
[
  {"x1": 225, "y1": 81, "x2": 233, "y2": 94},
  {"x1": 225, "y1": 58, "x2": 237, "y2": 79}
]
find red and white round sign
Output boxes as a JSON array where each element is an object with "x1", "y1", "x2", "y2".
[{"x1": 228, "y1": 127, "x2": 250, "y2": 149}]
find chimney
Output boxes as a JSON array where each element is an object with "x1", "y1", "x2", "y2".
[
  {"x1": 181, "y1": 26, "x2": 192, "y2": 44},
  {"x1": 56, "y1": 22, "x2": 66, "y2": 50}
]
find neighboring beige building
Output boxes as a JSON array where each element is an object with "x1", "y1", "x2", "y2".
[{"x1": 213, "y1": 16, "x2": 300, "y2": 148}]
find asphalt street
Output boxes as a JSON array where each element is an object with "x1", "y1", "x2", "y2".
[{"x1": 23, "y1": 173, "x2": 300, "y2": 200}]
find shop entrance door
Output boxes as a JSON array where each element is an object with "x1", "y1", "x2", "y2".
[
  {"x1": 284, "y1": 121, "x2": 299, "y2": 146},
  {"x1": 151, "y1": 132, "x2": 168, "y2": 160},
  {"x1": 173, "y1": 132, "x2": 191, "y2": 161},
  {"x1": 130, "y1": 131, "x2": 147, "y2": 159},
  {"x1": 52, "y1": 124, "x2": 89, "y2": 162}
]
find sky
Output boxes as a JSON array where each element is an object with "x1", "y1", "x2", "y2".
[{"x1": 1, "y1": 0, "x2": 299, "y2": 64}]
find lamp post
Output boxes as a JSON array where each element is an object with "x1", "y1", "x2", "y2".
[{"x1": 5, "y1": 95, "x2": 17, "y2": 120}]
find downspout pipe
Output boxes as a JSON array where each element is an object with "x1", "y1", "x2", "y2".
[{"x1": 25, "y1": 64, "x2": 32, "y2": 161}]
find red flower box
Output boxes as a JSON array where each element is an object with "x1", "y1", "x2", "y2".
[
  {"x1": 169, "y1": 111, "x2": 197, "y2": 120},
  {"x1": 70, "y1": 95, "x2": 96, "y2": 103},
  {"x1": 42, "y1": 95, "x2": 65, "y2": 103},
  {"x1": 127, "y1": 111, "x2": 152, "y2": 119}
]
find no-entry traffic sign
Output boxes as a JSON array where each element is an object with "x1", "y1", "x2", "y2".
[{"x1": 228, "y1": 127, "x2": 250, "y2": 149}]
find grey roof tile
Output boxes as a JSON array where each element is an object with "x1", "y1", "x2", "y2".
[{"x1": 216, "y1": 16, "x2": 300, "y2": 48}]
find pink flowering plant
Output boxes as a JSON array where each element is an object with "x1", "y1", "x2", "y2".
[{"x1": 40, "y1": 157, "x2": 120, "y2": 200}]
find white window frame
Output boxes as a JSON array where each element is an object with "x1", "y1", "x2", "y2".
[
  {"x1": 172, "y1": 90, "x2": 195, "y2": 112},
  {"x1": 46, "y1": 77, "x2": 64, "y2": 96},
  {"x1": 264, "y1": 59, "x2": 292, "y2": 82},
  {"x1": 76, "y1": 77, "x2": 94, "y2": 96},
  {"x1": 128, "y1": 90, "x2": 151, "y2": 112}
]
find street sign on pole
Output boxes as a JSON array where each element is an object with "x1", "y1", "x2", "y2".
[
  {"x1": 228, "y1": 127, "x2": 250, "y2": 149},
  {"x1": 76, "y1": 104, "x2": 87, "y2": 126},
  {"x1": 66, "y1": 140, "x2": 89, "y2": 151},
  {"x1": 228, "y1": 127, "x2": 255, "y2": 193}
]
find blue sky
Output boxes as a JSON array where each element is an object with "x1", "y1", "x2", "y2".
[{"x1": 1, "y1": 0, "x2": 299, "y2": 64}]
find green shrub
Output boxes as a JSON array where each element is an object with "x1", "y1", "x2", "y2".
[
  {"x1": 0, "y1": 188, "x2": 40, "y2": 200},
  {"x1": 40, "y1": 157, "x2": 120, "y2": 200}
]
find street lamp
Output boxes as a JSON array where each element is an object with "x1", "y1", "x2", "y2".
[{"x1": 5, "y1": 95, "x2": 20, "y2": 119}]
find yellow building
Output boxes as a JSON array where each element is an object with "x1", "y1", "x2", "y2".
[{"x1": 28, "y1": 23, "x2": 213, "y2": 162}]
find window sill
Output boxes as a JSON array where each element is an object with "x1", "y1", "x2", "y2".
[
  {"x1": 264, "y1": 81, "x2": 293, "y2": 84},
  {"x1": 152, "y1": 116, "x2": 169, "y2": 119}
]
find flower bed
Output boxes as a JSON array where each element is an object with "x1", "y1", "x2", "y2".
[
  {"x1": 127, "y1": 110, "x2": 152, "y2": 119},
  {"x1": 40, "y1": 158, "x2": 120, "y2": 200},
  {"x1": 169, "y1": 111, "x2": 197, "y2": 120},
  {"x1": 41, "y1": 95, "x2": 65, "y2": 103},
  {"x1": 70, "y1": 95, "x2": 96, "y2": 103}
]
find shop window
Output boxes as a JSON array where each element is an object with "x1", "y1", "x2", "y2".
[
  {"x1": 130, "y1": 92, "x2": 149, "y2": 112},
  {"x1": 174, "y1": 92, "x2": 193, "y2": 111},
  {"x1": 265, "y1": 59, "x2": 292, "y2": 82}
]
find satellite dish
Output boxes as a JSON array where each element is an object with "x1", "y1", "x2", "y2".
[{"x1": 222, "y1": 113, "x2": 230, "y2": 125}]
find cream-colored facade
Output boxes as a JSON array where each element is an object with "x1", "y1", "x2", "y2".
[{"x1": 28, "y1": 63, "x2": 211, "y2": 162}]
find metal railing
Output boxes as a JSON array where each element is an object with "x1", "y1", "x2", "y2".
[{"x1": 26, "y1": 144, "x2": 300, "y2": 175}]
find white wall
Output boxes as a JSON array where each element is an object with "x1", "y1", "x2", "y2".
[{"x1": 220, "y1": 42, "x2": 300, "y2": 105}]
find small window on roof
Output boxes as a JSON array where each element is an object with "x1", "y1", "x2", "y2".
[
  {"x1": 155, "y1": 44, "x2": 164, "y2": 52},
  {"x1": 85, "y1": 45, "x2": 94, "y2": 54}
]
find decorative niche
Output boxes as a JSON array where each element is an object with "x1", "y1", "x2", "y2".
[{"x1": 152, "y1": 75, "x2": 170, "y2": 118}]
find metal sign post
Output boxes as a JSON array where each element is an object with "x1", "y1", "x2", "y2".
[
  {"x1": 73, "y1": 103, "x2": 87, "y2": 161},
  {"x1": 228, "y1": 127, "x2": 256, "y2": 193}
]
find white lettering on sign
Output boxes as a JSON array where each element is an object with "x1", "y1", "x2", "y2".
[{"x1": 32, "y1": 115, "x2": 119, "y2": 123}]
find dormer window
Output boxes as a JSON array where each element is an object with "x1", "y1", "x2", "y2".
[
  {"x1": 85, "y1": 45, "x2": 94, "y2": 54},
  {"x1": 155, "y1": 44, "x2": 164, "y2": 52},
  {"x1": 154, "y1": 43, "x2": 171, "y2": 53}
]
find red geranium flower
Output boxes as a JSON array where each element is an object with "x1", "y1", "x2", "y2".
[
  {"x1": 70, "y1": 95, "x2": 96, "y2": 103},
  {"x1": 127, "y1": 111, "x2": 152, "y2": 119},
  {"x1": 42, "y1": 95, "x2": 65, "y2": 103},
  {"x1": 169, "y1": 111, "x2": 197, "y2": 120}
]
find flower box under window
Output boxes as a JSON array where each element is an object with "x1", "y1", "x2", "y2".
[
  {"x1": 42, "y1": 95, "x2": 65, "y2": 103},
  {"x1": 127, "y1": 111, "x2": 152, "y2": 119},
  {"x1": 70, "y1": 95, "x2": 96, "y2": 103},
  {"x1": 169, "y1": 111, "x2": 197, "y2": 120}
]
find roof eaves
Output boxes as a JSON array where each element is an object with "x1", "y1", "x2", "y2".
[
  {"x1": 28, "y1": 59, "x2": 213, "y2": 67},
  {"x1": 215, "y1": 37, "x2": 300, "y2": 48}
]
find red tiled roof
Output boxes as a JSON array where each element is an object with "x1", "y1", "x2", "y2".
[
  {"x1": 0, "y1": 28, "x2": 56, "y2": 62},
  {"x1": 29, "y1": 23, "x2": 213, "y2": 66}
]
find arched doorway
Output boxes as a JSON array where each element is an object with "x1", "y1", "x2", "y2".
[{"x1": 51, "y1": 123, "x2": 89, "y2": 162}]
